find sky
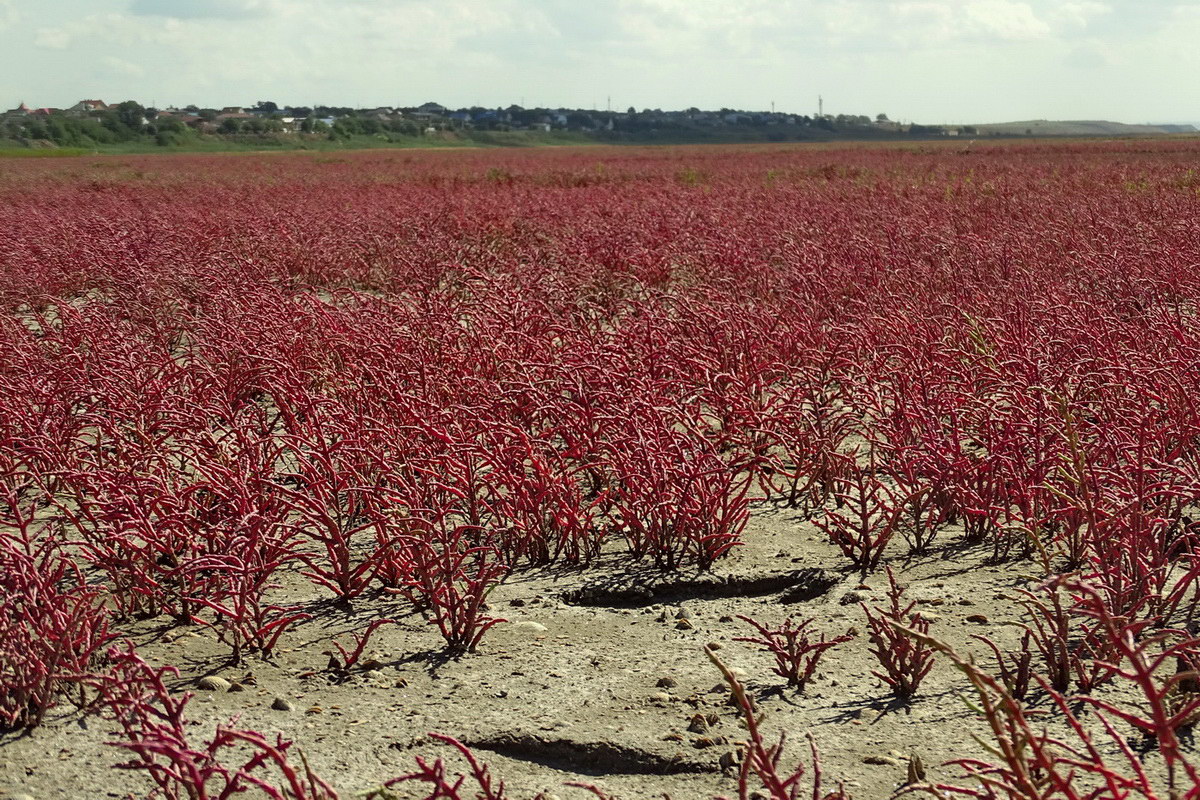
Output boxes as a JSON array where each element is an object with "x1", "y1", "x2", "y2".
[{"x1": 1, "y1": 0, "x2": 1198, "y2": 124}]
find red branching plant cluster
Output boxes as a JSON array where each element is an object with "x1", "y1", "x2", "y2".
[
  {"x1": 734, "y1": 614, "x2": 854, "y2": 691},
  {"x1": 368, "y1": 732, "x2": 510, "y2": 800},
  {"x1": 0, "y1": 470, "x2": 116, "y2": 730},
  {"x1": 93, "y1": 646, "x2": 339, "y2": 800},
  {"x1": 326, "y1": 618, "x2": 396, "y2": 674},
  {"x1": 5, "y1": 141, "x2": 1200, "y2": 797},
  {"x1": 898, "y1": 606, "x2": 1200, "y2": 800},
  {"x1": 815, "y1": 453, "x2": 903, "y2": 578},
  {"x1": 862, "y1": 568, "x2": 937, "y2": 699},
  {"x1": 388, "y1": 522, "x2": 508, "y2": 655},
  {"x1": 706, "y1": 645, "x2": 851, "y2": 800},
  {"x1": 0, "y1": 529, "x2": 115, "y2": 730}
]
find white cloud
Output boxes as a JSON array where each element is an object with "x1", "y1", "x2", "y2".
[
  {"x1": 129, "y1": 0, "x2": 274, "y2": 19},
  {"x1": 32, "y1": 12, "x2": 184, "y2": 52},
  {"x1": 1048, "y1": 2, "x2": 1111, "y2": 27},
  {"x1": 103, "y1": 55, "x2": 145, "y2": 77},
  {"x1": 33, "y1": 26, "x2": 70, "y2": 49},
  {"x1": 877, "y1": 0, "x2": 1114, "y2": 46},
  {"x1": 1064, "y1": 40, "x2": 1119, "y2": 69},
  {"x1": 2, "y1": 0, "x2": 1197, "y2": 123},
  {"x1": 0, "y1": 0, "x2": 18, "y2": 31},
  {"x1": 963, "y1": 1, "x2": 1051, "y2": 40}
]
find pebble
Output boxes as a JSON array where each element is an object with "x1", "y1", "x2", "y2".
[
  {"x1": 688, "y1": 713, "x2": 709, "y2": 733},
  {"x1": 839, "y1": 591, "x2": 865, "y2": 606},
  {"x1": 650, "y1": 692, "x2": 672, "y2": 703},
  {"x1": 965, "y1": 614, "x2": 990, "y2": 624},
  {"x1": 512, "y1": 621, "x2": 548, "y2": 634},
  {"x1": 197, "y1": 676, "x2": 230, "y2": 691},
  {"x1": 675, "y1": 619, "x2": 695, "y2": 631},
  {"x1": 363, "y1": 670, "x2": 384, "y2": 681},
  {"x1": 656, "y1": 676, "x2": 678, "y2": 688},
  {"x1": 863, "y1": 754, "x2": 901, "y2": 766},
  {"x1": 675, "y1": 606, "x2": 693, "y2": 620},
  {"x1": 271, "y1": 697, "x2": 294, "y2": 711}
]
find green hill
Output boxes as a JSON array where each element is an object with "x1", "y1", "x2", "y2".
[{"x1": 972, "y1": 119, "x2": 1194, "y2": 136}]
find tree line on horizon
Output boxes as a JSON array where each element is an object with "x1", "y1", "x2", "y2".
[{"x1": 0, "y1": 98, "x2": 959, "y2": 150}]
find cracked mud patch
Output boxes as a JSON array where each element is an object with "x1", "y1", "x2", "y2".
[
  {"x1": 465, "y1": 732, "x2": 719, "y2": 775},
  {"x1": 560, "y1": 567, "x2": 840, "y2": 608}
]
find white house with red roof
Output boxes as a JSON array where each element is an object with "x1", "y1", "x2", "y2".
[{"x1": 68, "y1": 99, "x2": 109, "y2": 114}]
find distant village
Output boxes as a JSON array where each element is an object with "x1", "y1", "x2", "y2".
[
  {"x1": 2, "y1": 97, "x2": 969, "y2": 148},
  {"x1": 6, "y1": 99, "x2": 1197, "y2": 151}
]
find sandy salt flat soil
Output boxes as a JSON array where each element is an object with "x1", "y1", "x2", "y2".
[{"x1": 0, "y1": 506, "x2": 1128, "y2": 799}]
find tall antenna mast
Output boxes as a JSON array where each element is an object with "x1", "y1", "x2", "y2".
[{"x1": 818, "y1": 95, "x2": 823, "y2": 117}]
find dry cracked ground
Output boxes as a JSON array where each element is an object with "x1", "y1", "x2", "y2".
[{"x1": 1, "y1": 504, "x2": 1101, "y2": 799}]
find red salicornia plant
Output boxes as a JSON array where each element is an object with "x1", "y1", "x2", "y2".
[
  {"x1": 816, "y1": 453, "x2": 904, "y2": 578},
  {"x1": 93, "y1": 645, "x2": 339, "y2": 800},
  {"x1": 389, "y1": 522, "x2": 508, "y2": 655},
  {"x1": 706, "y1": 645, "x2": 851, "y2": 800},
  {"x1": 10, "y1": 138, "x2": 1200, "y2": 797},
  {"x1": 862, "y1": 568, "x2": 936, "y2": 699},
  {"x1": 896, "y1": 622, "x2": 1200, "y2": 800},
  {"x1": 367, "y1": 732, "x2": 509, "y2": 800},
  {"x1": 607, "y1": 408, "x2": 750, "y2": 570},
  {"x1": 734, "y1": 615, "x2": 855, "y2": 691},
  {"x1": 0, "y1": 525, "x2": 115, "y2": 730}
]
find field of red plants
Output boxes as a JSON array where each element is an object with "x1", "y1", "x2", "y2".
[{"x1": 3, "y1": 139, "x2": 1200, "y2": 799}]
